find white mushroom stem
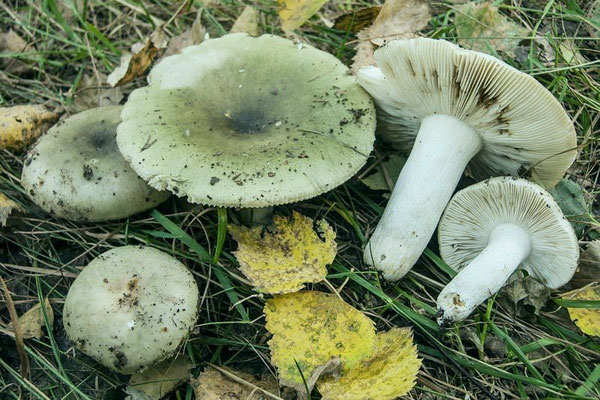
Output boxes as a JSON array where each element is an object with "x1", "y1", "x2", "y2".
[
  {"x1": 436, "y1": 224, "x2": 532, "y2": 324},
  {"x1": 240, "y1": 207, "x2": 274, "y2": 226},
  {"x1": 364, "y1": 114, "x2": 482, "y2": 280}
]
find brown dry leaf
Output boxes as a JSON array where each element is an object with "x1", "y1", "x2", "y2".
[
  {"x1": 191, "y1": 366, "x2": 281, "y2": 400},
  {"x1": 7, "y1": 298, "x2": 54, "y2": 340},
  {"x1": 107, "y1": 28, "x2": 168, "y2": 87},
  {"x1": 0, "y1": 193, "x2": 21, "y2": 226},
  {"x1": 127, "y1": 354, "x2": 192, "y2": 399},
  {"x1": 455, "y1": 2, "x2": 529, "y2": 56},
  {"x1": 351, "y1": 0, "x2": 430, "y2": 73},
  {"x1": 0, "y1": 30, "x2": 36, "y2": 74},
  {"x1": 332, "y1": 7, "x2": 382, "y2": 33},
  {"x1": 164, "y1": 11, "x2": 206, "y2": 57},
  {"x1": 571, "y1": 241, "x2": 600, "y2": 289},
  {"x1": 277, "y1": 0, "x2": 329, "y2": 32},
  {"x1": 0, "y1": 105, "x2": 60, "y2": 151},
  {"x1": 71, "y1": 73, "x2": 123, "y2": 112},
  {"x1": 230, "y1": 6, "x2": 261, "y2": 36}
]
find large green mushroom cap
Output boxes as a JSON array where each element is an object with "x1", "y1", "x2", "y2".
[
  {"x1": 117, "y1": 33, "x2": 376, "y2": 207},
  {"x1": 21, "y1": 106, "x2": 169, "y2": 221},
  {"x1": 63, "y1": 246, "x2": 199, "y2": 374}
]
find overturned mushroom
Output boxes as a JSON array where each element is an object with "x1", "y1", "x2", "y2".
[
  {"x1": 63, "y1": 246, "x2": 199, "y2": 374},
  {"x1": 117, "y1": 33, "x2": 376, "y2": 211},
  {"x1": 436, "y1": 177, "x2": 579, "y2": 325},
  {"x1": 21, "y1": 106, "x2": 169, "y2": 221},
  {"x1": 358, "y1": 38, "x2": 577, "y2": 281}
]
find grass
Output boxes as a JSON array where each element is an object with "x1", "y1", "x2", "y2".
[{"x1": 1, "y1": 0, "x2": 599, "y2": 399}]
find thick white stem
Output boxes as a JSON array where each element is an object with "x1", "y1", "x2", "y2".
[
  {"x1": 364, "y1": 114, "x2": 482, "y2": 281},
  {"x1": 436, "y1": 224, "x2": 532, "y2": 325},
  {"x1": 240, "y1": 207, "x2": 274, "y2": 226}
]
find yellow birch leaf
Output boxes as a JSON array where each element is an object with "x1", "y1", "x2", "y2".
[
  {"x1": 127, "y1": 354, "x2": 192, "y2": 399},
  {"x1": 0, "y1": 105, "x2": 60, "y2": 151},
  {"x1": 277, "y1": 0, "x2": 329, "y2": 32},
  {"x1": 230, "y1": 6, "x2": 260, "y2": 36},
  {"x1": 229, "y1": 211, "x2": 336, "y2": 294},
  {"x1": 455, "y1": 2, "x2": 529, "y2": 56},
  {"x1": 0, "y1": 193, "x2": 21, "y2": 226},
  {"x1": 265, "y1": 291, "x2": 377, "y2": 393},
  {"x1": 7, "y1": 298, "x2": 53, "y2": 340},
  {"x1": 191, "y1": 366, "x2": 282, "y2": 400},
  {"x1": 317, "y1": 328, "x2": 421, "y2": 400},
  {"x1": 565, "y1": 284, "x2": 600, "y2": 337}
]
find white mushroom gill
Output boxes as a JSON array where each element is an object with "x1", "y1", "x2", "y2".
[
  {"x1": 357, "y1": 38, "x2": 576, "y2": 281},
  {"x1": 436, "y1": 177, "x2": 579, "y2": 325},
  {"x1": 436, "y1": 223, "x2": 531, "y2": 324}
]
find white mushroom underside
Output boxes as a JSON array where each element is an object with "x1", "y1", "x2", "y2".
[
  {"x1": 437, "y1": 223, "x2": 532, "y2": 323},
  {"x1": 438, "y1": 177, "x2": 579, "y2": 289},
  {"x1": 364, "y1": 114, "x2": 482, "y2": 280}
]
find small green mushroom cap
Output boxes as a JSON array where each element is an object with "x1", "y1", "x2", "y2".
[
  {"x1": 21, "y1": 106, "x2": 169, "y2": 222},
  {"x1": 117, "y1": 33, "x2": 376, "y2": 207},
  {"x1": 63, "y1": 246, "x2": 199, "y2": 374}
]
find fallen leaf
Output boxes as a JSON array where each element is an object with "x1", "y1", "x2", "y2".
[
  {"x1": 455, "y1": 2, "x2": 529, "y2": 56},
  {"x1": 191, "y1": 366, "x2": 282, "y2": 400},
  {"x1": 0, "y1": 105, "x2": 60, "y2": 151},
  {"x1": 230, "y1": 6, "x2": 260, "y2": 36},
  {"x1": 277, "y1": 0, "x2": 329, "y2": 32},
  {"x1": 351, "y1": 0, "x2": 430, "y2": 72},
  {"x1": 571, "y1": 241, "x2": 600, "y2": 289},
  {"x1": 559, "y1": 38, "x2": 587, "y2": 65},
  {"x1": 0, "y1": 30, "x2": 36, "y2": 74},
  {"x1": 332, "y1": 7, "x2": 382, "y2": 33},
  {"x1": 164, "y1": 10, "x2": 206, "y2": 57},
  {"x1": 550, "y1": 178, "x2": 589, "y2": 237},
  {"x1": 7, "y1": 298, "x2": 53, "y2": 340},
  {"x1": 0, "y1": 193, "x2": 21, "y2": 226},
  {"x1": 71, "y1": 73, "x2": 123, "y2": 112},
  {"x1": 107, "y1": 28, "x2": 167, "y2": 87},
  {"x1": 498, "y1": 276, "x2": 551, "y2": 315},
  {"x1": 361, "y1": 154, "x2": 406, "y2": 191},
  {"x1": 229, "y1": 211, "x2": 336, "y2": 294},
  {"x1": 564, "y1": 284, "x2": 600, "y2": 337},
  {"x1": 265, "y1": 291, "x2": 377, "y2": 393},
  {"x1": 127, "y1": 354, "x2": 192, "y2": 399},
  {"x1": 317, "y1": 328, "x2": 420, "y2": 400}
]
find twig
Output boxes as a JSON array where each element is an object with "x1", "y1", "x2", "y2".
[{"x1": 1, "y1": 276, "x2": 29, "y2": 378}]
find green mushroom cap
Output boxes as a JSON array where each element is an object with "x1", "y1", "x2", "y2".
[
  {"x1": 63, "y1": 246, "x2": 199, "y2": 374},
  {"x1": 117, "y1": 33, "x2": 376, "y2": 207},
  {"x1": 21, "y1": 106, "x2": 169, "y2": 221}
]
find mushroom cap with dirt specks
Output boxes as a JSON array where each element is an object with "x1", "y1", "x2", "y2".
[
  {"x1": 438, "y1": 177, "x2": 579, "y2": 288},
  {"x1": 117, "y1": 33, "x2": 376, "y2": 207},
  {"x1": 63, "y1": 246, "x2": 199, "y2": 374},
  {"x1": 21, "y1": 106, "x2": 169, "y2": 222},
  {"x1": 358, "y1": 38, "x2": 577, "y2": 188}
]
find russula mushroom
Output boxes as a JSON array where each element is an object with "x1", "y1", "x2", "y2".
[
  {"x1": 117, "y1": 33, "x2": 375, "y2": 210},
  {"x1": 436, "y1": 177, "x2": 579, "y2": 325},
  {"x1": 63, "y1": 246, "x2": 199, "y2": 374},
  {"x1": 357, "y1": 38, "x2": 577, "y2": 281},
  {"x1": 21, "y1": 106, "x2": 169, "y2": 222}
]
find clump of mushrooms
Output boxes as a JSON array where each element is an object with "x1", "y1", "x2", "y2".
[
  {"x1": 21, "y1": 106, "x2": 169, "y2": 222},
  {"x1": 63, "y1": 246, "x2": 199, "y2": 373},
  {"x1": 116, "y1": 33, "x2": 375, "y2": 216},
  {"x1": 357, "y1": 38, "x2": 577, "y2": 281},
  {"x1": 436, "y1": 177, "x2": 579, "y2": 325}
]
